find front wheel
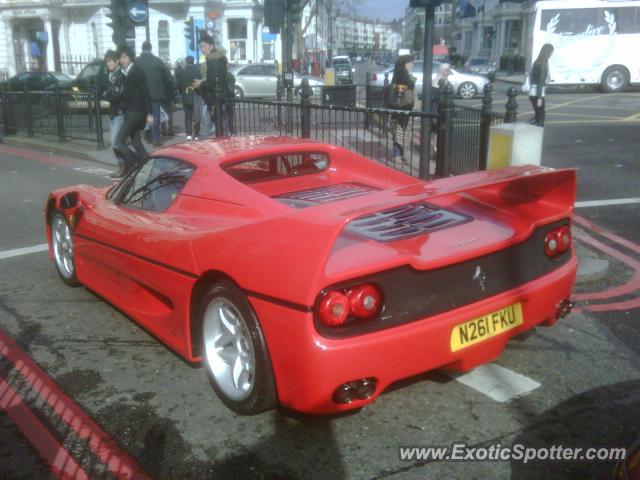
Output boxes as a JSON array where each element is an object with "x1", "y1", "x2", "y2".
[
  {"x1": 50, "y1": 211, "x2": 80, "y2": 287},
  {"x1": 458, "y1": 82, "x2": 477, "y2": 99},
  {"x1": 234, "y1": 86, "x2": 244, "y2": 99},
  {"x1": 200, "y1": 280, "x2": 277, "y2": 415},
  {"x1": 601, "y1": 66, "x2": 629, "y2": 93}
]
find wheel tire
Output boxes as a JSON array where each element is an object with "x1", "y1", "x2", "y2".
[
  {"x1": 200, "y1": 280, "x2": 277, "y2": 415},
  {"x1": 50, "y1": 211, "x2": 80, "y2": 287},
  {"x1": 234, "y1": 86, "x2": 244, "y2": 99},
  {"x1": 601, "y1": 66, "x2": 629, "y2": 93},
  {"x1": 458, "y1": 82, "x2": 477, "y2": 99}
]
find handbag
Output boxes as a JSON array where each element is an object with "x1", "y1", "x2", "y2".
[
  {"x1": 385, "y1": 84, "x2": 415, "y2": 109},
  {"x1": 521, "y1": 72, "x2": 530, "y2": 95}
]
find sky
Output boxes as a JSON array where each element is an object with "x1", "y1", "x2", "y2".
[{"x1": 353, "y1": 0, "x2": 410, "y2": 22}]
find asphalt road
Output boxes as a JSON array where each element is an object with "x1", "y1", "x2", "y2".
[{"x1": 0, "y1": 85, "x2": 639, "y2": 479}]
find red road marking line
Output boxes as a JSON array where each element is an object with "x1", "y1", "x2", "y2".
[
  {"x1": 0, "y1": 144, "x2": 77, "y2": 167},
  {"x1": 0, "y1": 378, "x2": 90, "y2": 480},
  {"x1": 0, "y1": 329, "x2": 150, "y2": 480},
  {"x1": 573, "y1": 229, "x2": 640, "y2": 302},
  {"x1": 574, "y1": 214, "x2": 640, "y2": 256},
  {"x1": 583, "y1": 297, "x2": 640, "y2": 312}
]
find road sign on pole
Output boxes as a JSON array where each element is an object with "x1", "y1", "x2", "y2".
[{"x1": 128, "y1": 0, "x2": 148, "y2": 24}]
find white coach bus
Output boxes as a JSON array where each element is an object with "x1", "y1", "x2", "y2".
[{"x1": 526, "y1": 0, "x2": 640, "y2": 92}]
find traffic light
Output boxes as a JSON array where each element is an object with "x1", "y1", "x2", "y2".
[
  {"x1": 184, "y1": 16, "x2": 195, "y2": 51},
  {"x1": 264, "y1": 0, "x2": 284, "y2": 33},
  {"x1": 409, "y1": 0, "x2": 442, "y2": 6},
  {"x1": 106, "y1": 0, "x2": 128, "y2": 46},
  {"x1": 288, "y1": 0, "x2": 304, "y2": 26}
]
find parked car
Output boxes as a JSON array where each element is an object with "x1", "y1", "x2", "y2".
[
  {"x1": 72, "y1": 60, "x2": 108, "y2": 93},
  {"x1": 231, "y1": 63, "x2": 323, "y2": 99},
  {"x1": 332, "y1": 56, "x2": 354, "y2": 84},
  {"x1": 3, "y1": 71, "x2": 74, "y2": 92},
  {"x1": 371, "y1": 61, "x2": 489, "y2": 99},
  {"x1": 46, "y1": 136, "x2": 577, "y2": 415},
  {"x1": 463, "y1": 57, "x2": 497, "y2": 79}
]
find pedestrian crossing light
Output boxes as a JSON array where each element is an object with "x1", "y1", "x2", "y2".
[{"x1": 184, "y1": 16, "x2": 195, "y2": 51}]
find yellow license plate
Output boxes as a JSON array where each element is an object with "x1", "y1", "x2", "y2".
[{"x1": 450, "y1": 303, "x2": 523, "y2": 352}]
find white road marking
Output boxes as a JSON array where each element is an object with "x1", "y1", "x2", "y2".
[
  {"x1": 449, "y1": 363, "x2": 541, "y2": 402},
  {"x1": 575, "y1": 198, "x2": 640, "y2": 208},
  {"x1": 0, "y1": 244, "x2": 49, "y2": 260},
  {"x1": 73, "y1": 166, "x2": 114, "y2": 179}
]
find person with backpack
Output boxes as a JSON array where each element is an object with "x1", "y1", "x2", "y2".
[{"x1": 192, "y1": 33, "x2": 229, "y2": 137}]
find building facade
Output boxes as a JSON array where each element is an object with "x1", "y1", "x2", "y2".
[
  {"x1": 0, "y1": 0, "x2": 281, "y2": 76},
  {"x1": 402, "y1": 2, "x2": 454, "y2": 52}
]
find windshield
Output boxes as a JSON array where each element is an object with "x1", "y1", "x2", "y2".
[
  {"x1": 469, "y1": 58, "x2": 489, "y2": 66},
  {"x1": 52, "y1": 73, "x2": 72, "y2": 81}
]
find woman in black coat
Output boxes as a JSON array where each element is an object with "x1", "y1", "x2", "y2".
[
  {"x1": 527, "y1": 43, "x2": 554, "y2": 127},
  {"x1": 387, "y1": 55, "x2": 416, "y2": 164}
]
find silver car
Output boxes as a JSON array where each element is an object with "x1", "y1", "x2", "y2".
[
  {"x1": 371, "y1": 61, "x2": 489, "y2": 99},
  {"x1": 231, "y1": 63, "x2": 324, "y2": 99}
]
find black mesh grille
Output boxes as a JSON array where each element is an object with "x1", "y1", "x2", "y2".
[
  {"x1": 345, "y1": 203, "x2": 471, "y2": 242},
  {"x1": 273, "y1": 183, "x2": 377, "y2": 208}
]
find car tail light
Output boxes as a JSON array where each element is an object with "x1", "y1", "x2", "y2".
[
  {"x1": 318, "y1": 284, "x2": 383, "y2": 326},
  {"x1": 347, "y1": 285, "x2": 381, "y2": 318},
  {"x1": 318, "y1": 291, "x2": 350, "y2": 326},
  {"x1": 545, "y1": 225, "x2": 572, "y2": 258}
]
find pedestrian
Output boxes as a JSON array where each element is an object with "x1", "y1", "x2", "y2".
[
  {"x1": 135, "y1": 41, "x2": 173, "y2": 146},
  {"x1": 175, "y1": 55, "x2": 201, "y2": 140},
  {"x1": 102, "y1": 50, "x2": 127, "y2": 178},
  {"x1": 193, "y1": 33, "x2": 229, "y2": 137},
  {"x1": 385, "y1": 54, "x2": 416, "y2": 165},
  {"x1": 527, "y1": 43, "x2": 554, "y2": 127},
  {"x1": 113, "y1": 45, "x2": 153, "y2": 174}
]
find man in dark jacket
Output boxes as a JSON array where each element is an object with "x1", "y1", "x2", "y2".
[
  {"x1": 135, "y1": 41, "x2": 173, "y2": 146},
  {"x1": 114, "y1": 45, "x2": 153, "y2": 174},
  {"x1": 193, "y1": 33, "x2": 228, "y2": 136},
  {"x1": 175, "y1": 55, "x2": 201, "y2": 140}
]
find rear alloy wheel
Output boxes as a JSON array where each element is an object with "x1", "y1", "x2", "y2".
[
  {"x1": 601, "y1": 66, "x2": 629, "y2": 93},
  {"x1": 458, "y1": 82, "x2": 477, "y2": 99},
  {"x1": 51, "y1": 211, "x2": 80, "y2": 286},
  {"x1": 234, "y1": 86, "x2": 244, "y2": 99},
  {"x1": 201, "y1": 280, "x2": 277, "y2": 415}
]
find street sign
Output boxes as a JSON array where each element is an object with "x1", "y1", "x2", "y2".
[{"x1": 128, "y1": 1, "x2": 148, "y2": 24}]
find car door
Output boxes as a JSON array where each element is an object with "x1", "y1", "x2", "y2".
[
  {"x1": 74, "y1": 157, "x2": 197, "y2": 334},
  {"x1": 263, "y1": 64, "x2": 278, "y2": 97},
  {"x1": 237, "y1": 65, "x2": 265, "y2": 97}
]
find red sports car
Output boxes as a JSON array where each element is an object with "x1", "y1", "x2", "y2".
[{"x1": 45, "y1": 136, "x2": 577, "y2": 415}]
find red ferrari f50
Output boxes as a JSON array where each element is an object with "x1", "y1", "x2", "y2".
[{"x1": 46, "y1": 136, "x2": 577, "y2": 415}]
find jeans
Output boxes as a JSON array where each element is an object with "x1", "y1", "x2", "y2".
[
  {"x1": 110, "y1": 114, "x2": 125, "y2": 167},
  {"x1": 113, "y1": 111, "x2": 147, "y2": 171},
  {"x1": 150, "y1": 101, "x2": 162, "y2": 144},
  {"x1": 183, "y1": 104, "x2": 193, "y2": 136}
]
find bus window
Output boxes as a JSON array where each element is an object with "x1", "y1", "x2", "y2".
[{"x1": 615, "y1": 7, "x2": 640, "y2": 34}]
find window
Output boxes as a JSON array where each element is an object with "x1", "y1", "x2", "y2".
[
  {"x1": 223, "y1": 153, "x2": 329, "y2": 183},
  {"x1": 228, "y1": 19, "x2": 247, "y2": 61},
  {"x1": 117, "y1": 157, "x2": 195, "y2": 212},
  {"x1": 158, "y1": 20, "x2": 170, "y2": 64},
  {"x1": 540, "y1": 8, "x2": 617, "y2": 35},
  {"x1": 239, "y1": 65, "x2": 265, "y2": 76}
]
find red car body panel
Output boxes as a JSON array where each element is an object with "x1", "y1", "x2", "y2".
[{"x1": 45, "y1": 136, "x2": 578, "y2": 414}]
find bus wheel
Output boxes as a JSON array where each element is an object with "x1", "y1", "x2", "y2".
[{"x1": 601, "y1": 66, "x2": 629, "y2": 93}]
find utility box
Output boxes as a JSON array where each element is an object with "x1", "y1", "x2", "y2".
[{"x1": 487, "y1": 123, "x2": 544, "y2": 169}]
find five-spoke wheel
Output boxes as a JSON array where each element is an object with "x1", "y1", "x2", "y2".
[
  {"x1": 201, "y1": 280, "x2": 276, "y2": 414},
  {"x1": 51, "y1": 212, "x2": 79, "y2": 286}
]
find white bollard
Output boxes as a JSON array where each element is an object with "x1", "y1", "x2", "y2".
[{"x1": 487, "y1": 123, "x2": 544, "y2": 169}]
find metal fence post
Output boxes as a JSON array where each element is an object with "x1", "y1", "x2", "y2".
[
  {"x1": 54, "y1": 85, "x2": 65, "y2": 141},
  {"x1": 214, "y1": 95, "x2": 225, "y2": 137},
  {"x1": 505, "y1": 86, "x2": 518, "y2": 123},
  {"x1": 299, "y1": 79, "x2": 312, "y2": 139},
  {"x1": 435, "y1": 82, "x2": 454, "y2": 178},
  {"x1": 25, "y1": 86, "x2": 33, "y2": 138},
  {"x1": 479, "y1": 83, "x2": 493, "y2": 170},
  {"x1": 364, "y1": 72, "x2": 371, "y2": 130},
  {"x1": 276, "y1": 73, "x2": 283, "y2": 127},
  {"x1": 94, "y1": 89, "x2": 104, "y2": 149},
  {"x1": 0, "y1": 91, "x2": 6, "y2": 137}
]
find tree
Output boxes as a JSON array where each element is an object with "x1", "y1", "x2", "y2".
[{"x1": 413, "y1": 19, "x2": 424, "y2": 54}]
